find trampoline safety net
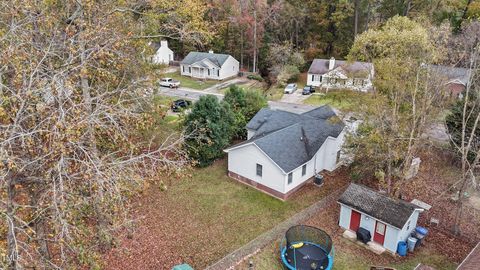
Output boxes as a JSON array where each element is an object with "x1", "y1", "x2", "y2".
[{"x1": 285, "y1": 225, "x2": 333, "y2": 255}]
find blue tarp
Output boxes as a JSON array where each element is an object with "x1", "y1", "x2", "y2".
[{"x1": 172, "y1": 264, "x2": 194, "y2": 270}]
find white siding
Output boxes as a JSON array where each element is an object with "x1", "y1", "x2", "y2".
[
  {"x1": 397, "y1": 210, "x2": 420, "y2": 243},
  {"x1": 307, "y1": 73, "x2": 322, "y2": 87},
  {"x1": 219, "y1": 56, "x2": 239, "y2": 80},
  {"x1": 339, "y1": 204, "x2": 352, "y2": 229},
  {"x1": 227, "y1": 144, "x2": 285, "y2": 193},
  {"x1": 384, "y1": 225, "x2": 400, "y2": 253},
  {"x1": 152, "y1": 46, "x2": 173, "y2": 65},
  {"x1": 315, "y1": 131, "x2": 344, "y2": 172},
  {"x1": 284, "y1": 159, "x2": 315, "y2": 193},
  {"x1": 338, "y1": 204, "x2": 402, "y2": 253}
]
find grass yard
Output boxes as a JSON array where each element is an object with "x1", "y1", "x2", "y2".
[
  {"x1": 163, "y1": 72, "x2": 219, "y2": 90},
  {"x1": 104, "y1": 160, "x2": 350, "y2": 269},
  {"x1": 304, "y1": 90, "x2": 373, "y2": 111}
]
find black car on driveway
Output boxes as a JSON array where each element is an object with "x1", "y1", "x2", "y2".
[
  {"x1": 302, "y1": 85, "x2": 316, "y2": 95},
  {"x1": 171, "y1": 99, "x2": 192, "y2": 112}
]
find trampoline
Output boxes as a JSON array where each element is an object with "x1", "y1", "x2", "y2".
[{"x1": 280, "y1": 225, "x2": 334, "y2": 270}]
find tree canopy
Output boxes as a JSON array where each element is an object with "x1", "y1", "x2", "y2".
[{"x1": 184, "y1": 95, "x2": 235, "y2": 167}]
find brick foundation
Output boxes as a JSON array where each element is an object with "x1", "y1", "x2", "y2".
[{"x1": 227, "y1": 171, "x2": 313, "y2": 201}]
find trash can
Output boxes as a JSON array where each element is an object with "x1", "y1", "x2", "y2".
[
  {"x1": 314, "y1": 174, "x2": 324, "y2": 186},
  {"x1": 407, "y1": 237, "x2": 417, "y2": 252},
  {"x1": 415, "y1": 226, "x2": 428, "y2": 239},
  {"x1": 397, "y1": 241, "x2": 407, "y2": 256}
]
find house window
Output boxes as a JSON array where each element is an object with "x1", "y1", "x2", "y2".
[
  {"x1": 406, "y1": 220, "x2": 411, "y2": 230},
  {"x1": 302, "y1": 164, "x2": 306, "y2": 176},
  {"x1": 336, "y1": 150, "x2": 341, "y2": 164},
  {"x1": 208, "y1": 69, "x2": 210, "y2": 76},
  {"x1": 319, "y1": 76, "x2": 323, "y2": 82},
  {"x1": 376, "y1": 222, "x2": 386, "y2": 235},
  {"x1": 188, "y1": 67, "x2": 191, "y2": 73},
  {"x1": 256, "y1": 164, "x2": 262, "y2": 177},
  {"x1": 311, "y1": 75, "x2": 314, "y2": 81},
  {"x1": 182, "y1": 66, "x2": 185, "y2": 73},
  {"x1": 288, "y1": 173, "x2": 293, "y2": 184},
  {"x1": 217, "y1": 70, "x2": 220, "y2": 77}
]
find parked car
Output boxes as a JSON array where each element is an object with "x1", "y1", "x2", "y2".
[
  {"x1": 284, "y1": 83, "x2": 297, "y2": 94},
  {"x1": 302, "y1": 85, "x2": 316, "y2": 95},
  {"x1": 171, "y1": 99, "x2": 192, "y2": 112},
  {"x1": 159, "y1": 78, "x2": 180, "y2": 88}
]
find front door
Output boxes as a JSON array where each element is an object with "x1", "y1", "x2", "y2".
[
  {"x1": 349, "y1": 210, "x2": 361, "y2": 232},
  {"x1": 373, "y1": 221, "x2": 386, "y2": 245}
]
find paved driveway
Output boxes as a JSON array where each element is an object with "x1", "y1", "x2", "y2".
[
  {"x1": 158, "y1": 87, "x2": 315, "y2": 114},
  {"x1": 280, "y1": 89, "x2": 310, "y2": 104}
]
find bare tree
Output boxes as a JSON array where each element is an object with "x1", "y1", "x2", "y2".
[
  {"x1": 446, "y1": 47, "x2": 480, "y2": 235},
  {"x1": 0, "y1": 1, "x2": 189, "y2": 269}
]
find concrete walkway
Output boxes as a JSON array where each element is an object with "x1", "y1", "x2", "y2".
[{"x1": 205, "y1": 186, "x2": 348, "y2": 270}]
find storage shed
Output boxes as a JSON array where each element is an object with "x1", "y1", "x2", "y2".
[{"x1": 337, "y1": 183, "x2": 424, "y2": 254}]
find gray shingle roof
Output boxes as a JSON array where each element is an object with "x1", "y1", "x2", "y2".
[
  {"x1": 308, "y1": 59, "x2": 373, "y2": 78},
  {"x1": 229, "y1": 105, "x2": 345, "y2": 173},
  {"x1": 338, "y1": 183, "x2": 418, "y2": 229},
  {"x1": 180, "y1": 52, "x2": 231, "y2": 67},
  {"x1": 429, "y1": 65, "x2": 471, "y2": 85}
]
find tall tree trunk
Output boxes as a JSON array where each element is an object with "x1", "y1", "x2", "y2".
[
  {"x1": 31, "y1": 187, "x2": 51, "y2": 263},
  {"x1": 6, "y1": 174, "x2": 19, "y2": 270},
  {"x1": 403, "y1": 0, "x2": 412, "y2": 16},
  {"x1": 354, "y1": 0, "x2": 360, "y2": 36},
  {"x1": 460, "y1": 0, "x2": 473, "y2": 28},
  {"x1": 240, "y1": 30, "x2": 244, "y2": 70}
]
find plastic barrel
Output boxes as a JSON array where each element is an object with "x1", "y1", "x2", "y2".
[
  {"x1": 407, "y1": 237, "x2": 417, "y2": 252},
  {"x1": 397, "y1": 241, "x2": 407, "y2": 256},
  {"x1": 415, "y1": 226, "x2": 428, "y2": 239}
]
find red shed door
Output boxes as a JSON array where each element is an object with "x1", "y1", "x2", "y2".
[
  {"x1": 349, "y1": 210, "x2": 361, "y2": 231},
  {"x1": 373, "y1": 221, "x2": 386, "y2": 245}
]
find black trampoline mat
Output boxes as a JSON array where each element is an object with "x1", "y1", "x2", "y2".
[{"x1": 286, "y1": 243, "x2": 329, "y2": 270}]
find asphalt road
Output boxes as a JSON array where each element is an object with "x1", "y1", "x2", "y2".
[{"x1": 158, "y1": 86, "x2": 316, "y2": 114}]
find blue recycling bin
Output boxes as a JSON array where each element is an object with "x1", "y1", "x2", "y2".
[{"x1": 397, "y1": 241, "x2": 407, "y2": 256}]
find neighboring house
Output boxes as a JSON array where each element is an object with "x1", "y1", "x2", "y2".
[
  {"x1": 151, "y1": 40, "x2": 174, "y2": 65},
  {"x1": 307, "y1": 57, "x2": 374, "y2": 92},
  {"x1": 224, "y1": 106, "x2": 345, "y2": 200},
  {"x1": 429, "y1": 65, "x2": 471, "y2": 98},
  {"x1": 180, "y1": 51, "x2": 239, "y2": 80},
  {"x1": 338, "y1": 183, "x2": 424, "y2": 254}
]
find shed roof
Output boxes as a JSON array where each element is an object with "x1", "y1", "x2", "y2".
[
  {"x1": 338, "y1": 183, "x2": 418, "y2": 229},
  {"x1": 180, "y1": 52, "x2": 231, "y2": 67},
  {"x1": 227, "y1": 106, "x2": 344, "y2": 173}
]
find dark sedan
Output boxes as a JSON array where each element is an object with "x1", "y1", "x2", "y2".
[
  {"x1": 171, "y1": 99, "x2": 192, "y2": 112},
  {"x1": 302, "y1": 85, "x2": 316, "y2": 95}
]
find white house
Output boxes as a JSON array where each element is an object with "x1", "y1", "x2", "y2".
[
  {"x1": 151, "y1": 40, "x2": 174, "y2": 65},
  {"x1": 180, "y1": 51, "x2": 239, "y2": 80},
  {"x1": 338, "y1": 183, "x2": 425, "y2": 254},
  {"x1": 224, "y1": 106, "x2": 346, "y2": 200},
  {"x1": 307, "y1": 57, "x2": 374, "y2": 92}
]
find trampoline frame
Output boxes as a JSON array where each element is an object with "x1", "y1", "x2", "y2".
[{"x1": 280, "y1": 225, "x2": 334, "y2": 270}]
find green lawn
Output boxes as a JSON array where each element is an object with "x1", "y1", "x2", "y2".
[
  {"x1": 304, "y1": 90, "x2": 372, "y2": 111},
  {"x1": 106, "y1": 159, "x2": 349, "y2": 269},
  {"x1": 163, "y1": 72, "x2": 219, "y2": 90}
]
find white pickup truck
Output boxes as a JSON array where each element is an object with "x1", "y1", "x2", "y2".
[{"x1": 159, "y1": 78, "x2": 180, "y2": 88}]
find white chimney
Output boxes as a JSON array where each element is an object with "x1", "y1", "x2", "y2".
[
  {"x1": 329, "y1": 57, "x2": 335, "y2": 70},
  {"x1": 160, "y1": 40, "x2": 168, "y2": 47},
  {"x1": 209, "y1": 50, "x2": 214, "y2": 54}
]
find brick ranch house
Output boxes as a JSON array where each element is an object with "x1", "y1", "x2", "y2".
[{"x1": 224, "y1": 106, "x2": 346, "y2": 200}]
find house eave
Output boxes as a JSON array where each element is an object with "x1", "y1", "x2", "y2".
[{"x1": 337, "y1": 201, "x2": 404, "y2": 230}]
